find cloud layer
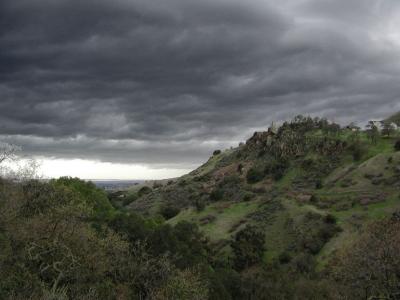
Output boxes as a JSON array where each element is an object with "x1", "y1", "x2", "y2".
[{"x1": 1, "y1": 0, "x2": 400, "y2": 168}]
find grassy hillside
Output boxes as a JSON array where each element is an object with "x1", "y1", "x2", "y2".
[{"x1": 127, "y1": 115, "x2": 400, "y2": 270}]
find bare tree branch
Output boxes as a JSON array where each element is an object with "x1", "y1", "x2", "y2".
[{"x1": 0, "y1": 142, "x2": 21, "y2": 164}]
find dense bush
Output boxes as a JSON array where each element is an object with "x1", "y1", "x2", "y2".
[
  {"x1": 231, "y1": 225, "x2": 265, "y2": 271},
  {"x1": 210, "y1": 188, "x2": 224, "y2": 201},
  {"x1": 237, "y1": 163, "x2": 243, "y2": 174},
  {"x1": 0, "y1": 178, "x2": 212, "y2": 299},
  {"x1": 324, "y1": 214, "x2": 337, "y2": 224},
  {"x1": 122, "y1": 193, "x2": 139, "y2": 206},
  {"x1": 279, "y1": 251, "x2": 292, "y2": 264},
  {"x1": 138, "y1": 186, "x2": 152, "y2": 197},
  {"x1": 51, "y1": 177, "x2": 115, "y2": 222},
  {"x1": 160, "y1": 204, "x2": 181, "y2": 220},
  {"x1": 246, "y1": 166, "x2": 265, "y2": 183},
  {"x1": 348, "y1": 142, "x2": 366, "y2": 162},
  {"x1": 395, "y1": 140, "x2": 400, "y2": 151},
  {"x1": 315, "y1": 179, "x2": 323, "y2": 189},
  {"x1": 213, "y1": 149, "x2": 222, "y2": 156},
  {"x1": 264, "y1": 159, "x2": 288, "y2": 180},
  {"x1": 330, "y1": 218, "x2": 400, "y2": 299},
  {"x1": 293, "y1": 212, "x2": 341, "y2": 255},
  {"x1": 195, "y1": 199, "x2": 206, "y2": 211},
  {"x1": 210, "y1": 175, "x2": 244, "y2": 202},
  {"x1": 293, "y1": 253, "x2": 316, "y2": 274}
]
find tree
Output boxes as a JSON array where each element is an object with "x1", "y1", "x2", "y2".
[
  {"x1": 152, "y1": 269, "x2": 209, "y2": 300},
  {"x1": 330, "y1": 216, "x2": 400, "y2": 299},
  {"x1": 0, "y1": 142, "x2": 20, "y2": 165},
  {"x1": 51, "y1": 177, "x2": 115, "y2": 222},
  {"x1": 213, "y1": 150, "x2": 222, "y2": 156},
  {"x1": 231, "y1": 225, "x2": 265, "y2": 271},
  {"x1": 382, "y1": 122, "x2": 395, "y2": 137},
  {"x1": 366, "y1": 121, "x2": 379, "y2": 144},
  {"x1": 160, "y1": 204, "x2": 180, "y2": 220}
]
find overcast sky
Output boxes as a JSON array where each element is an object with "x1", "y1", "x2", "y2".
[{"x1": 1, "y1": 0, "x2": 400, "y2": 179}]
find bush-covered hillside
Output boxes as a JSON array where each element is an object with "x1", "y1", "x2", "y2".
[
  {"x1": 1, "y1": 114, "x2": 400, "y2": 299},
  {"x1": 125, "y1": 114, "x2": 400, "y2": 299}
]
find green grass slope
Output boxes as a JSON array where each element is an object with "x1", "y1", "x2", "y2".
[{"x1": 128, "y1": 115, "x2": 400, "y2": 269}]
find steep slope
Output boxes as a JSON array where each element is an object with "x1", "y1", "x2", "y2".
[{"x1": 128, "y1": 115, "x2": 400, "y2": 267}]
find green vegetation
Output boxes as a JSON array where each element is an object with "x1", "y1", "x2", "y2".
[
  {"x1": 395, "y1": 139, "x2": 400, "y2": 151},
  {"x1": 2, "y1": 113, "x2": 400, "y2": 299},
  {"x1": 246, "y1": 166, "x2": 264, "y2": 183},
  {"x1": 231, "y1": 225, "x2": 265, "y2": 270},
  {"x1": 127, "y1": 114, "x2": 400, "y2": 299}
]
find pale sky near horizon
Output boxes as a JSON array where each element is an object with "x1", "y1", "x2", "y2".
[
  {"x1": 1, "y1": 0, "x2": 400, "y2": 179},
  {"x1": 38, "y1": 158, "x2": 192, "y2": 180}
]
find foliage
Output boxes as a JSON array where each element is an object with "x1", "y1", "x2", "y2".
[
  {"x1": 0, "y1": 178, "x2": 211, "y2": 299},
  {"x1": 152, "y1": 268, "x2": 209, "y2": 300},
  {"x1": 122, "y1": 192, "x2": 139, "y2": 205},
  {"x1": 160, "y1": 204, "x2": 181, "y2": 220},
  {"x1": 210, "y1": 175, "x2": 244, "y2": 202},
  {"x1": 330, "y1": 216, "x2": 400, "y2": 299},
  {"x1": 348, "y1": 141, "x2": 366, "y2": 161},
  {"x1": 382, "y1": 121, "x2": 396, "y2": 137},
  {"x1": 210, "y1": 187, "x2": 224, "y2": 201},
  {"x1": 195, "y1": 199, "x2": 206, "y2": 211},
  {"x1": 138, "y1": 185, "x2": 152, "y2": 197},
  {"x1": 3, "y1": 113, "x2": 400, "y2": 298},
  {"x1": 395, "y1": 140, "x2": 400, "y2": 151},
  {"x1": 213, "y1": 149, "x2": 222, "y2": 156},
  {"x1": 264, "y1": 159, "x2": 288, "y2": 180},
  {"x1": 51, "y1": 177, "x2": 115, "y2": 222},
  {"x1": 366, "y1": 121, "x2": 380, "y2": 144},
  {"x1": 246, "y1": 166, "x2": 265, "y2": 183},
  {"x1": 231, "y1": 225, "x2": 265, "y2": 271}
]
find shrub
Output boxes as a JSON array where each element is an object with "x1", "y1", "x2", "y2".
[
  {"x1": 246, "y1": 166, "x2": 265, "y2": 184},
  {"x1": 395, "y1": 140, "x2": 400, "y2": 152},
  {"x1": 122, "y1": 193, "x2": 138, "y2": 206},
  {"x1": 160, "y1": 205, "x2": 180, "y2": 220},
  {"x1": 292, "y1": 254, "x2": 315, "y2": 274},
  {"x1": 242, "y1": 192, "x2": 254, "y2": 202},
  {"x1": 315, "y1": 179, "x2": 323, "y2": 189},
  {"x1": 231, "y1": 225, "x2": 265, "y2": 271},
  {"x1": 324, "y1": 214, "x2": 337, "y2": 224},
  {"x1": 213, "y1": 149, "x2": 222, "y2": 156},
  {"x1": 138, "y1": 186, "x2": 152, "y2": 197},
  {"x1": 210, "y1": 188, "x2": 224, "y2": 201},
  {"x1": 153, "y1": 182, "x2": 162, "y2": 189},
  {"x1": 237, "y1": 163, "x2": 244, "y2": 175},
  {"x1": 310, "y1": 195, "x2": 318, "y2": 204},
  {"x1": 279, "y1": 252, "x2": 292, "y2": 264},
  {"x1": 195, "y1": 199, "x2": 206, "y2": 212},
  {"x1": 302, "y1": 237, "x2": 324, "y2": 254},
  {"x1": 349, "y1": 142, "x2": 366, "y2": 162},
  {"x1": 264, "y1": 159, "x2": 288, "y2": 181}
]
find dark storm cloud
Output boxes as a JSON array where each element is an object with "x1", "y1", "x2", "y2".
[{"x1": 1, "y1": 0, "x2": 400, "y2": 167}]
